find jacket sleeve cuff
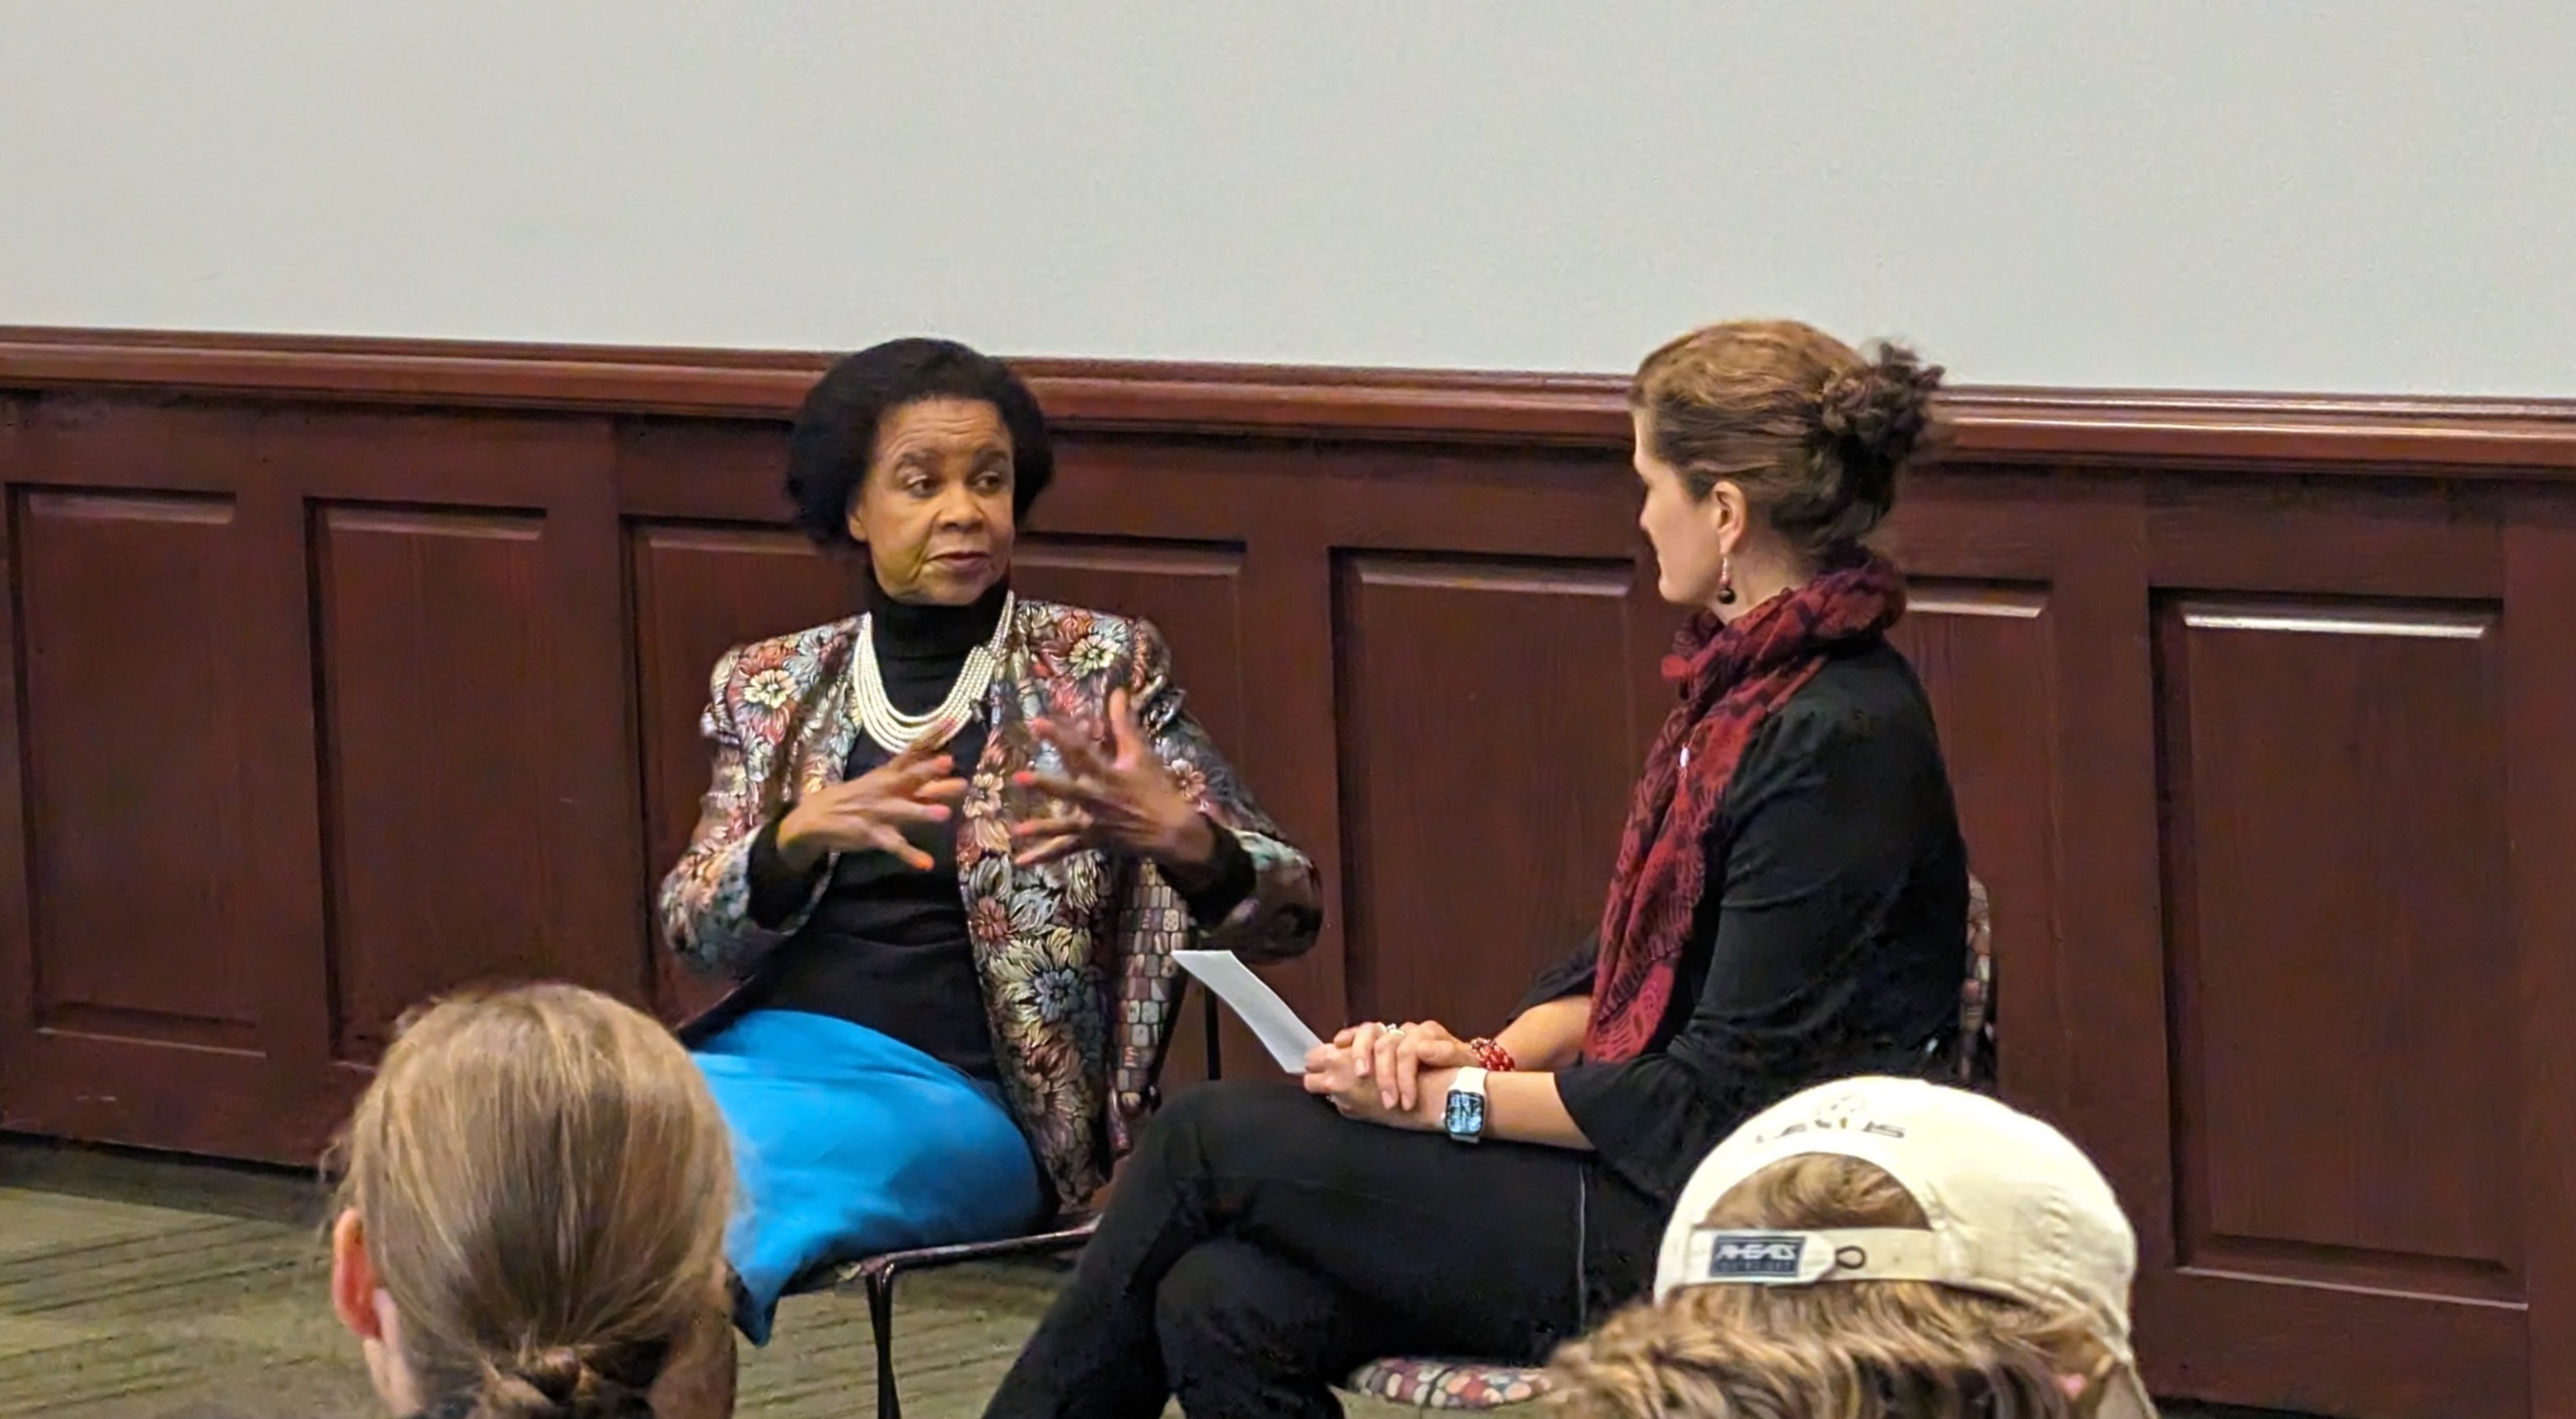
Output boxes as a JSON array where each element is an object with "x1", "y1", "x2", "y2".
[
  {"x1": 746, "y1": 813, "x2": 828, "y2": 928},
  {"x1": 1174, "y1": 818, "x2": 1257, "y2": 925}
]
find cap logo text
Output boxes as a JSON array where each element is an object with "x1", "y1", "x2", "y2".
[{"x1": 1704, "y1": 1234, "x2": 1806, "y2": 1280}]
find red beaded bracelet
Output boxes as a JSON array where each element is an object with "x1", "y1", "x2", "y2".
[{"x1": 1468, "y1": 1037, "x2": 1518, "y2": 1072}]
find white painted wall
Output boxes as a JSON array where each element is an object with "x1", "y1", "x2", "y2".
[{"x1": 3, "y1": 1, "x2": 2569, "y2": 394}]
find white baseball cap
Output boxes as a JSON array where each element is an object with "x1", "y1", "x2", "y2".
[{"x1": 1654, "y1": 1076, "x2": 2153, "y2": 1419}]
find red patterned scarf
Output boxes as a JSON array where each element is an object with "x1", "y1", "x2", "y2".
[{"x1": 1584, "y1": 553, "x2": 1909, "y2": 1062}]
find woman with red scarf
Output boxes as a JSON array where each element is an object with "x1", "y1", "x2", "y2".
[{"x1": 984, "y1": 320, "x2": 1971, "y2": 1419}]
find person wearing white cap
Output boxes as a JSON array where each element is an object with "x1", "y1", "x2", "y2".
[{"x1": 1546, "y1": 1076, "x2": 2154, "y2": 1419}]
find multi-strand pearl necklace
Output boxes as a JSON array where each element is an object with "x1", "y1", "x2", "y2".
[{"x1": 850, "y1": 592, "x2": 1016, "y2": 753}]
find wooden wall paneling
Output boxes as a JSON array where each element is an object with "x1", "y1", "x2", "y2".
[
  {"x1": 1302, "y1": 443, "x2": 1653, "y2": 1040},
  {"x1": 2036, "y1": 490, "x2": 2208, "y2": 1403},
  {"x1": 1302, "y1": 446, "x2": 1639, "y2": 559},
  {"x1": 273, "y1": 410, "x2": 642, "y2": 1074},
  {"x1": 0, "y1": 393, "x2": 28, "y2": 1134},
  {"x1": 2137, "y1": 1280, "x2": 2523, "y2": 1419},
  {"x1": 1883, "y1": 578, "x2": 2056, "y2": 1095},
  {"x1": 1330, "y1": 553, "x2": 1646, "y2": 1031},
  {"x1": 2506, "y1": 499, "x2": 2576, "y2": 1419},
  {"x1": 2146, "y1": 478, "x2": 2506, "y2": 601},
  {"x1": 0, "y1": 403, "x2": 328, "y2": 1158},
  {"x1": 2141, "y1": 486, "x2": 2522, "y2": 1418},
  {"x1": 542, "y1": 410, "x2": 655, "y2": 1029},
  {"x1": 1876, "y1": 470, "x2": 2125, "y2": 1141},
  {"x1": 15, "y1": 328, "x2": 2576, "y2": 473},
  {"x1": 1219, "y1": 508, "x2": 1346, "y2": 1069},
  {"x1": 613, "y1": 418, "x2": 793, "y2": 525},
  {"x1": 7, "y1": 333, "x2": 2576, "y2": 1419},
  {"x1": 309, "y1": 502, "x2": 559, "y2": 1057},
  {"x1": 1894, "y1": 472, "x2": 2189, "y2": 1403},
  {"x1": 2157, "y1": 596, "x2": 2513, "y2": 1288}
]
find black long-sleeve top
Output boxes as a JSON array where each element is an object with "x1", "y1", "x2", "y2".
[
  {"x1": 736, "y1": 580, "x2": 1254, "y2": 1081},
  {"x1": 1536, "y1": 636, "x2": 1970, "y2": 1305}
]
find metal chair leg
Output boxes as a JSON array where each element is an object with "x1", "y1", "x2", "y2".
[
  {"x1": 1201, "y1": 982, "x2": 1223, "y2": 1081},
  {"x1": 865, "y1": 1267, "x2": 901, "y2": 1419}
]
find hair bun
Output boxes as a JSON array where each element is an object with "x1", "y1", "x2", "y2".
[
  {"x1": 472, "y1": 1347, "x2": 653, "y2": 1419},
  {"x1": 1816, "y1": 343, "x2": 1945, "y2": 470}
]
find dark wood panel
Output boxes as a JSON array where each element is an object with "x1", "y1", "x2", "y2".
[
  {"x1": 2504, "y1": 503, "x2": 2576, "y2": 1419},
  {"x1": 1331, "y1": 554, "x2": 1647, "y2": 1032},
  {"x1": 2148, "y1": 479, "x2": 2505, "y2": 600},
  {"x1": 14, "y1": 491, "x2": 261, "y2": 1045},
  {"x1": 1886, "y1": 582, "x2": 2055, "y2": 1104},
  {"x1": 616, "y1": 418, "x2": 795, "y2": 525},
  {"x1": 313, "y1": 503, "x2": 633, "y2": 1058},
  {"x1": 2137, "y1": 1267, "x2": 2526, "y2": 1419},
  {"x1": 2156, "y1": 598, "x2": 2514, "y2": 1292},
  {"x1": 0, "y1": 479, "x2": 328, "y2": 1157},
  {"x1": 627, "y1": 521, "x2": 856, "y2": 1020}
]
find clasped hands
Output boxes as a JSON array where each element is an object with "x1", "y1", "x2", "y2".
[
  {"x1": 1302, "y1": 1020, "x2": 1474, "y2": 1131},
  {"x1": 775, "y1": 688, "x2": 1213, "y2": 873}
]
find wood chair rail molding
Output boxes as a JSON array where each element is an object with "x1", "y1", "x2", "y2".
[{"x1": 5, "y1": 325, "x2": 2575, "y2": 471}]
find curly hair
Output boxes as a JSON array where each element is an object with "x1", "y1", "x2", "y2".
[
  {"x1": 784, "y1": 337, "x2": 1055, "y2": 546},
  {"x1": 1630, "y1": 320, "x2": 1945, "y2": 563},
  {"x1": 1545, "y1": 1155, "x2": 2117, "y2": 1419}
]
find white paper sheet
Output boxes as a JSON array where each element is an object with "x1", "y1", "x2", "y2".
[{"x1": 1171, "y1": 950, "x2": 1325, "y2": 1072}]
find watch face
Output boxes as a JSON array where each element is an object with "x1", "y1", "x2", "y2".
[{"x1": 1445, "y1": 1088, "x2": 1486, "y2": 1138}]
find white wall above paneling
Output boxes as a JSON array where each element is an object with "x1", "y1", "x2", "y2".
[{"x1": 3, "y1": 1, "x2": 2569, "y2": 394}]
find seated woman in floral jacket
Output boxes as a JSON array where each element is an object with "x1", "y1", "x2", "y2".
[{"x1": 658, "y1": 338, "x2": 1320, "y2": 1342}]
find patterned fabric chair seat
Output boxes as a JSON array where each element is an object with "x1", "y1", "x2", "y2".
[
  {"x1": 1343, "y1": 1356, "x2": 1552, "y2": 1410},
  {"x1": 1343, "y1": 874, "x2": 1997, "y2": 1410}
]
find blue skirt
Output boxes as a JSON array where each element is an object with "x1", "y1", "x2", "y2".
[{"x1": 692, "y1": 1009, "x2": 1045, "y2": 1343}]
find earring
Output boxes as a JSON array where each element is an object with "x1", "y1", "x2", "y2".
[{"x1": 1716, "y1": 553, "x2": 1737, "y2": 605}]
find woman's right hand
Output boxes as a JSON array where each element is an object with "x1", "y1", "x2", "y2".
[
  {"x1": 776, "y1": 725, "x2": 969, "y2": 872},
  {"x1": 1336, "y1": 1020, "x2": 1477, "y2": 1113}
]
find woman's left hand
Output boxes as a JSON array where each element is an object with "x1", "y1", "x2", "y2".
[
  {"x1": 1303, "y1": 1041, "x2": 1447, "y2": 1132},
  {"x1": 1011, "y1": 688, "x2": 1217, "y2": 871}
]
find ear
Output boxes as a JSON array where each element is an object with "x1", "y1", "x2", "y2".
[
  {"x1": 844, "y1": 497, "x2": 868, "y2": 546},
  {"x1": 1702, "y1": 478, "x2": 1751, "y2": 557},
  {"x1": 330, "y1": 1208, "x2": 384, "y2": 1342},
  {"x1": 2056, "y1": 1338, "x2": 2121, "y2": 1415}
]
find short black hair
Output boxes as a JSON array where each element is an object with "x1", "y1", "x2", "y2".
[{"x1": 783, "y1": 337, "x2": 1055, "y2": 547}]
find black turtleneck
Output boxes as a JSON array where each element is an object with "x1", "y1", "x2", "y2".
[{"x1": 738, "y1": 580, "x2": 1254, "y2": 1085}]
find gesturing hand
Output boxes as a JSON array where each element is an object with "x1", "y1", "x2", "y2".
[
  {"x1": 1335, "y1": 1020, "x2": 1476, "y2": 1113},
  {"x1": 1010, "y1": 688, "x2": 1214, "y2": 871},
  {"x1": 777, "y1": 721, "x2": 969, "y2": 872}
]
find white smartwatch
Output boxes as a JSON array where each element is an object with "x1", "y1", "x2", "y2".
[{"x1": 1442, "y1": 1067, "x2": 1491, "y2": 1144}]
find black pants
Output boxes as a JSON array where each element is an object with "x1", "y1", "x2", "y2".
[{"x1": 984, "y1": 1081, "x2": 1650, "y2": 1419}]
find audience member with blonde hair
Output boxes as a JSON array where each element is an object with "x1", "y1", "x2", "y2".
[
  {"x1": 1547, "y1": 1076, "x2": 2153, "y2": 1419},
  {"x1": 326, "y1": 983, "x2": 739, "y2": 1419}
]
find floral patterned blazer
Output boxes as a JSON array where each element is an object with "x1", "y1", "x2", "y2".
[{"x1": 658, "y1": 595, "x2": 1321, "y2": 1207}]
